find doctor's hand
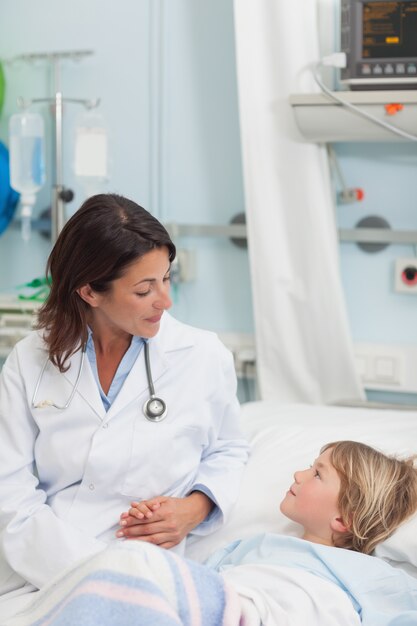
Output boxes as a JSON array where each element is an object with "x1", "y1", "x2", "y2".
[{"x1": 116, "y1": 492, "x2": 214, "y2": 549}]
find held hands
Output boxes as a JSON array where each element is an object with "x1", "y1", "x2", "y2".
[{"x1": 116, "y1": 492, "x2": 214, "y2": 549}]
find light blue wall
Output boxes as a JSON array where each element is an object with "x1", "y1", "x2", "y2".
[
  {"x1": 0, "y1": 0, "x2": 253, "y2": 333},
  {"x1": 335, "y1": 142, "x2": 417, "y2": 344},
  {"x1": 155, "y1": 1, "x2": 252, "y2": 332},
  {"x1": 335, "y1": 142, "x2": 417, "y2": 405}
]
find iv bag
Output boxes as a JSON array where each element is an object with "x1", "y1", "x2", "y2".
[
  {"x1": 9, "y1": 111, "x2": 46, "y2": 241},
  {"x1": 74, "y1": 110, "x2": 108, "y2": 191},
  {"x1": 9, "y1": 111, "x2": 45, "y2": 195}
]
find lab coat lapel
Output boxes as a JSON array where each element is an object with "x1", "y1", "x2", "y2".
[
  {"x1": 60, "y1": 314, "x2": 194, "y2": 422},
  {"x1": 62, "y1": 349, "x2": 106, "y2": 420},
  {"x1": 105, "y1": 338, "x2": 169, "y2": 420}
]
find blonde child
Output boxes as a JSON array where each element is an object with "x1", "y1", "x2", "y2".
[
  {"x1": 207, "y1": 440, "x2": 417, "y2": 626},
  {"x1": 279, "y1": 440, "x2": 417, "y2": 554}
]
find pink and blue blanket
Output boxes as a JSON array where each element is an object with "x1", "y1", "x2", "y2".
[{"x1": 5, "y1": 543, "x2": 242, "y2": 626}]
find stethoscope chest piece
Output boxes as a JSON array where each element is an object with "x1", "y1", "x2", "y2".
[{"x1": 143, "y1": 396, "x2": 167, "y2": 422}]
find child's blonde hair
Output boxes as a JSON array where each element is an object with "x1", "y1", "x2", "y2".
[{"x1": 321, "y1": 441, "x2": 417, "y2": 555}]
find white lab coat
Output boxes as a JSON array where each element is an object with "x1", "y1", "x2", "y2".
[{"x1": 0, "y1": 313, "x2": 249, "y2": 609}]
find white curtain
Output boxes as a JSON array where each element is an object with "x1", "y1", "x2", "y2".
[{"x1": 233, "y1": 0, "x2": 364, "y2": 404}]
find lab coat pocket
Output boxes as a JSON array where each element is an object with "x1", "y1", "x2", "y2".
[{"x1": 121, "y1": 423, "x2": 208, "y2": 500}]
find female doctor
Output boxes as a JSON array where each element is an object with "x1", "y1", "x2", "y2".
[{"x1": 0, "y1": 193, "x2": 249, "y2": 613}]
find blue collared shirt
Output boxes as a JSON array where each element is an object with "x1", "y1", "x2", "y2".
[{"x1": 86, "y1": 329, "x2": 145, "y2": 411}]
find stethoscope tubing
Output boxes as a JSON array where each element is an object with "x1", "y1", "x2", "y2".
[
  {"x1": 32, "y1": 348, "x2": 86, "y2": 410},
  {"x1": 31, "y1": 340, "x2": 167, "y2": 421},
  {"x1": 143, "y1": 341, "x2": 156, "y2": 397},
  {"x1": 142, "y1": 341, "x2": 167, "y2": 421}
]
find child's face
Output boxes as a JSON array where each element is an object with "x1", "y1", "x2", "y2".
[{"x1": 280, "y1": 447, "x2": 342, "y2": 545}]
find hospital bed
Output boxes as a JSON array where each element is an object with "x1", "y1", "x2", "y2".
[
  {"x1": 4, "y1": 401, "x2": 417, "y2": 626},
  {"x1": 187, "y1": 400, "x2": 417, "y2": 567},
  {"x1": 184, "y1": 401, "x2": 417, "y2": 623}
]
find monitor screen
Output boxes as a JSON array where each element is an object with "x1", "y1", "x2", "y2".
[{"x1": 362, "y1": 1, "x2": 417, "y2": 59}]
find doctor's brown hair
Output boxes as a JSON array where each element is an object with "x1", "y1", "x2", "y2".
[
  {"x1": 37, "y1": 193, "x2": 176, "y2": 371},
  {"x1": 321, "y1": 441, "x2": 417, "y2": 555}
]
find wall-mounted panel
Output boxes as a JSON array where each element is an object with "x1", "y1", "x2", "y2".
[{"x1": 290, "y1": 90, "x2": 417, "y2": 142}]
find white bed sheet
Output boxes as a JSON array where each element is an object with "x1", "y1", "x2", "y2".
[
  {"x1": 223, "y1": 563, "x2": 361, "y2": 626},
  {"x1": 185, "y1": 401, "x2": 417, "y2": 573}
]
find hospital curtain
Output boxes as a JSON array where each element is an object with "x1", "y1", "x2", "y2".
[{"x1": 233, "y1": 0, "x2": 364, "y2": 404}]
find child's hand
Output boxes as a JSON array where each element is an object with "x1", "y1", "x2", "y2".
[{"x1": 117, "y1": 498, "x2": 162, "y2": 536}]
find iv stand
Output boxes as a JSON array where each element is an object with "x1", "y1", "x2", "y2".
[{"x1": 14, "y1": 50, "x2": 100, "y2": 242}]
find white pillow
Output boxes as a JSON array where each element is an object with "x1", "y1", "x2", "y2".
[
  {"x1": 374, "y1": 514, "x2": 417, "y2": 574},
  {"x1": 185, "y1": 401, "x2": 417, "y2": 573}
]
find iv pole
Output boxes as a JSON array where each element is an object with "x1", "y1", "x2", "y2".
[{"x1": 13, "y1": 50, "x2": 100, "y2": 242}]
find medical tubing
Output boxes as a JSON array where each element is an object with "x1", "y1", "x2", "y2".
[
  {"x1": 313, "y1": 63, "x2": 417, "y2": 143},
  {"x1": 326, "y1": 145, "x2": 347, "y2": 190},
  {"x1": 144, "y1": 341, "x2": 156, "y2": 397},
  {"x1": 21, "y1": 208, "x2": 32, "y2": 241}
]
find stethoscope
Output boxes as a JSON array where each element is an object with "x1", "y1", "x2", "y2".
[{"x1": 31, "y1": 340, "x2": 168, "y2": 422}]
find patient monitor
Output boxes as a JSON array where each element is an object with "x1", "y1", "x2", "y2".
[{"x1": 340, "y1": 0, "x2": 417, "y2": 89}]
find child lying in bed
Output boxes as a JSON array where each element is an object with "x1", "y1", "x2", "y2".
[
  {"x1": 206, "y1": 440, "x2": 417, "y2": 625},
  {"x1": 282, "y1": 439, "x2": 417, "y2": 554},
  {"x1": 4, "y1": 441, "x2": 417, "y2": 626}
]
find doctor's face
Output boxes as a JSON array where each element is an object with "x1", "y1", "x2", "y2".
[{"x1": 87, "y1": 247, "x2": 172, "y2": 339}]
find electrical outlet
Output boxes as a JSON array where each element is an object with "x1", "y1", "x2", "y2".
[
  {"x1": 354, "y1": 343, "x2": 404, "y2": 387},
  {"x1": 337, "y1": 188, "x2": 364, "y2": 204},
  {"x1": 394, "y1": 258, "x2": 417, "y2": 294}
]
